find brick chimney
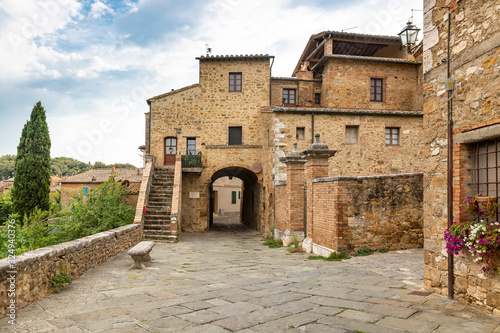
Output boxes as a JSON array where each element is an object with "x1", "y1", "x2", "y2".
[{"x1": 112, "y1": 165, "x2": 115, "y2": 172}]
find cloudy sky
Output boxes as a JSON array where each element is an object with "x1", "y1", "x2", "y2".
[{"x1": 0, "y1": 0, "x2": 423, "y2": 167}]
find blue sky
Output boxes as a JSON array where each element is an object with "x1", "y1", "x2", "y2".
[{"x1": 0, "y1": 0, "x2": 423, "y2": 167}]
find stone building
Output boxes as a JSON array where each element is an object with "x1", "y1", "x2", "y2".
[
  {"x1": 145, "y1": 30, "x2": 424, "y2": 251},
  {"x1": 423, "y1": 0, "x2": 500, "y2": 314},
  {"x1": 60, "y1": 167, "x2": 142, "y2": 208}
]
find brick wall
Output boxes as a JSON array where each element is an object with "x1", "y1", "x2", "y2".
[
  {"x1": 309, "y1": 173, "x2": 423, "y2": 254},
  {"x1": 423, "y1": 0, "x2": 500, "y2": 314},
  {"x1": 274, "y1": 184, "x2": 287, "y2": 232},
  {"x1": 0, "y1": 224, "x2": 142, "y2": 317}
]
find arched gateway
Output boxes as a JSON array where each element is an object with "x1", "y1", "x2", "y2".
[{"x1": 208, "y1": 167, "x2": 261, "y2": 230}]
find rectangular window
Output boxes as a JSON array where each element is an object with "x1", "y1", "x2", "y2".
[
  {"x1": 346, "y1": 126, "x2": 359, "y2": 144},
  {"x1": 283, "y1": 89, "x2": 296, "y2": 105},
  {"x1": 314, "y1": 93, "x2": 321, "y2": 104},
  {"x1": 238, "y1": 191, "x2": 241, "y2": 199},
  {"x1": 470, "y1": 139, "x2": 500, "y2": 205},
  {"x1": 371, "y1": 78, "x2": 383, "y2": 102},
  {"x1": 296, "y1": 127, "x2": 305, "y2": 140},
  {"x1": 229, "y1": 72, "x2": 242, "y2": 92},
  {"x1": 83, "y1": 187, "x2": 89, "y2": 196},
  {"x1": 228, "y1": 126, "x2": 242, "y2": 145},
  {"x1": 385, "y1": 127, "x2": 400, "y2": 146},
  {"x1": 187, "y1": 138, "x2": 196, "y2": 155},
  {"x1": 231, "y1": 191, "x2": 237, "y2": 204}
]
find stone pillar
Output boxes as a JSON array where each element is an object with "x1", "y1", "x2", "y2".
[
  {"x1": 302, "y1": 134, "x2": 336, "y2": 253},
  {"x1": 279, "y1": 142, "x2": 306, "y2": 245}
]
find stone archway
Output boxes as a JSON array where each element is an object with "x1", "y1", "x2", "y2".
[{"x1": 208, "y1": 166, "x2": 261, "y2": 230}]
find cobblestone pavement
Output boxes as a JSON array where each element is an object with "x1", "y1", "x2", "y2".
[{"x1": 2, "y1": 216, "x2": 500, "y2": 332}]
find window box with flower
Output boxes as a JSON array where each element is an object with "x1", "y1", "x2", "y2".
[{"x1": 445, "y1": 195, "x2": 500, "y2": 277}]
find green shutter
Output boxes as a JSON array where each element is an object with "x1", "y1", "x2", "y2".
[
  {"x1": 83, "y1": 187, "x2": 89, "y2": 196},
  {"x1": 231, "y1": 191, "x2": 237, "y2": 204}
]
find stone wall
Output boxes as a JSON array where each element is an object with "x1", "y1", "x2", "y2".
[
  {"x1": 0, "y1": 223, "x2": 142, "y2": 317},
  {"x1": 423, "y1": 0, "x2": 500, "y2": 314},
  {"x1": 321, "y1": 58, "x2": 422, "y2": 110},
  {"x1": 148, "y1": 57, "x2": 271, "y2": 232},
  {"x1": 307, "y1": 173, "x2": 423, "y2": 256},
  {"x1": 273, "y1": 112, "x2": 425, "y2": 177}
]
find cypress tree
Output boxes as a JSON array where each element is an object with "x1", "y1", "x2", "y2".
[{"x1": 12, "y1": 102, "x2": 51, "y2": 221}]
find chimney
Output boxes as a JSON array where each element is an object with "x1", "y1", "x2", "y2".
[
  {"x1": 112, "y1": 165, "x2": 115, "y2": 172},
  {"x1": 137, "y1": 169, "x2": 141, "y2": 176}
]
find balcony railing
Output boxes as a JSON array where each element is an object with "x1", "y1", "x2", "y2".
[{"x1": 181, "y1": 151, "x2": 202, "y2": 168}]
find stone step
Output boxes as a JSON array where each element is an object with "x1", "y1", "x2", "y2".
[
  {"x1": 144, "y1": 224, "x2": 171, "y2": 230},
  {"x1": 144, "y1": 215, "x2": 171, "y2": 221},
  {"x1": 143, "y1": 233, "x2": 178, "y2": 242},
  {"x1": 149, "y1": 189, "x2": 172, "y2": 195}
]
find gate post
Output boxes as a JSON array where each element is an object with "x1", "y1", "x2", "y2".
[{"x1": 302, "y1": 134, "x2": 336, "y2": 253}]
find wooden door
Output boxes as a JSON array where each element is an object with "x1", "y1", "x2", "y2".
[{"x1": 164, "y1": 137, "x2": 177, "y2": 165}]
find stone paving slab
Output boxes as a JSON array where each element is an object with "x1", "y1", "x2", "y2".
[{"x1": 1, "y1": 218, "x2": 500, "y2": 332}]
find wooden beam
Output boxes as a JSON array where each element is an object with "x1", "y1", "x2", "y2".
[{"x1": 305, "y1": 38, "x2": 328, "y2": 62}]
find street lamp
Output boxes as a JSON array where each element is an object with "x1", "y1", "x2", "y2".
[{"x1": 398, "y1": 20, "x2": 420, "y2": 54}]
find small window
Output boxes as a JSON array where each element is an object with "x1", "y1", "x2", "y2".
[
  {"x1": 296, "y1": 127, "x2": 305, "y2": 140},
  {"x1": 314, "y1": 93, "x2": 321, "y2": 104},
  {"x1": 229, "y1": 72, "x2": 242, "y2": 92},
  {"x1": 371, "y1": 78, "x2": 383, "y2": 102},
  {"x1": 83, "y1": 187, "x2": 89, "y2": 196},
  {"x1": 346, "y1": 126, "x2": 359, "y2": 144},
  {"x1": 228, "y1": 126, "x2": 242, "y2": 145},
  {"x1": 187, "y1": 138, "x2": 196, "y2": 155},
  {"x1": 385, "y1": 127, "x2": 400, "y2": 146},
  {"x1": 231, "y1": 191, "x2": 237, "y2": 204},
  {"x1": 238, "y1": 191, "x2": 241, "y2": 199},
  {"x1": 283, "y1": 89, "x2": 296, "y2": 105}
]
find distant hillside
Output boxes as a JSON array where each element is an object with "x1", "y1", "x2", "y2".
[{"x1": 0, "y1": 155, "x2": 137, "y2": 180}]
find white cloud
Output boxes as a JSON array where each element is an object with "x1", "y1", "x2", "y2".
[
  {"x1": 90, "y1": 0, "x2": 114, "y2": 19},
  {"x1": 0, "y1": 0, "x2": 423, "y2": 165}
]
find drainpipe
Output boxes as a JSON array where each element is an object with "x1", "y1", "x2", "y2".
[
  {"x1": 269, "y1": 56, "x2": 275, "y2": 107},
  {"x1": 446, "y1": 9, "x2": 454, "y2": 300},
  {"x1": 147, "y1": 100, "x2": 152, "y2": 155}
]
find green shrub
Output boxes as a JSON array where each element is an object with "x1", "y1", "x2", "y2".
[
  {"x1": 379, "y1": 247, "x2": 389, "y2": 253},
  {"x1": 0, "y1": 178, "x2": 134, "y2": 259},
  {"x1": 353, "y1": 247, "x2": 372, "y2": 257},
  {"x1": 308, "y1": 251, "x2": 350, "y2": 261},
  {"x1": 263, "y1": 235, "x2": 283, "y2": 248}
]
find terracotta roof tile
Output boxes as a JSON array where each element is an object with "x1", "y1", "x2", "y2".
[{"x1": 62, "y1": 168, "x2": 143, "y2": 184}]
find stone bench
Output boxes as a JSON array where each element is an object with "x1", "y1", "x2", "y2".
[{"x1": 127, "y1": 241, "x2": 155, "y2": 269}]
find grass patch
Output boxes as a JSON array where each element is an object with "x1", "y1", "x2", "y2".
[
  {"x1": 337, "y1": 306, "x2": 357, "y2": 311},
  {"x1": 307, "y1": 251, "x2": 350, "y2": 261},
  {"x1": 352, "y1": 247, "x2": 372, "y2": 257},
  {"x1": 379, "y1": 247, "x2": 389, "y2": 253},
  {"x1": 126, "y1": 274, "x2": 141, "y2": 280},
  {"x1": 263, "y1": 236, "x2": 283, "y2": 248},
  {"x1": 287, "y1": 246, "x2": 305, "y2": 253},
  {"x1": 389, "y1": 286, "x2": 407, "y2": 289}
]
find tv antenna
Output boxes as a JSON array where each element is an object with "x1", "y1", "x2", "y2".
[
  {"x1": 341, "y1": 26, "x2": 358, "y2": 32},
  {"x1": 205, "y1": 43, "x2": 212, "y2": 56}
]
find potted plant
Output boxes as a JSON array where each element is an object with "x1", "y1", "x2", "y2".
[{"x1": 445, "y1": 195, "x2": 500, "y2": 277}]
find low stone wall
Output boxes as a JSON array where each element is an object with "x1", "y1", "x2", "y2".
[
  {"x1": 308, "y1": 173, "x2": 424, "y2": 255},
  {"x1": 0, "y1": 223, "x2": 142, "y2": 317}
]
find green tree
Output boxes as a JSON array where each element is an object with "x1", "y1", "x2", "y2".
[
  {"x1": 0, "y1": 155, "x2": 16, "y2": 180},
  {"x1": 12, "y1": 102, "x2": 51, "y2": 222}
]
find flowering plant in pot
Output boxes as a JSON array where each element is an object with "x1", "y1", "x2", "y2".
[{"x1": 445, "y1": 195, "x2": 500, "y2": 277}]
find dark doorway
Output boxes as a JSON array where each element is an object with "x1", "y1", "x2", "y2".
[
  {"x1": 208, "y1": 167, "x2": 261, "y2": 231},
  {"x1": 164, "y1": 137, "x2": 177, "y2": 166}
]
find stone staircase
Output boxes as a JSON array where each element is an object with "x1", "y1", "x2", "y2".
[{"x1": 143, "y1": 167, "x2": 177, "y2": 242}]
